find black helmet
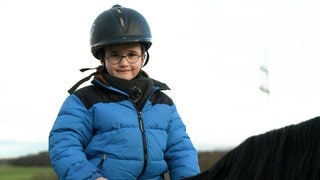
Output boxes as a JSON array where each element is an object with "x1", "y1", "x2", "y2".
[{"x1": 90, "y1": 5, "x2": 152, "y2": 60}]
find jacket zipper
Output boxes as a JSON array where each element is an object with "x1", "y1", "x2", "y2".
[
  {"x1": 130, "y1": 85, "x2": 156, "y2": 179},
  {"x1": 135, "y1": 105, "x2": 148, "y2": 179}
]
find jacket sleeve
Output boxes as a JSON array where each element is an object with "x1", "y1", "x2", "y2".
[
  {"x1": 165, "y1": 104, "x2": 200, "y2": 179},
  {"x1": 48, "y1": 95, "x2": 102, "y2": 180}
]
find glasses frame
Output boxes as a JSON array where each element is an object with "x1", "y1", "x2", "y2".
[{"x1": 104, "y1": 54, "x2": 142, "y2": 65}]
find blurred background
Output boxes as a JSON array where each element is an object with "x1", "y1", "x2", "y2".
[{"x1": 1, "y1": 0, "x2": 320, "y2": 159}]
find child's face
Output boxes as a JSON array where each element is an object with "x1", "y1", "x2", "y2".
[{"x1": 103, "y1": 43, "x2": 145, "y2": 80}]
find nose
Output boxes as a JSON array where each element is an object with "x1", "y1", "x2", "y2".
[{"x1": 118, "y1": 56, "x2": 130, "y2": 65}]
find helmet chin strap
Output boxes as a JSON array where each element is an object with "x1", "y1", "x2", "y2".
[
  {"x1": 67, "y1": 66, "x2": 104, "y2": 94},
  {"x1": 143, "y1": 51, "x2": 149, "y2": 67}
]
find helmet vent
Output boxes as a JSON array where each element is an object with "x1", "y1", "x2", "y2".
[
  {"x1": 116, "y1": 8, "x2": 125, "y2": 27},
  {"x1": 119, "y1": 17, "x2": 125, "y2": 27}
]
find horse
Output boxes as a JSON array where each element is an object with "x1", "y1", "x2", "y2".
[{"x1": 185, "y1": 116, "x2": 320, "y2": 180}]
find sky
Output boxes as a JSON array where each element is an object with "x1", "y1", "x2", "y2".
[{"x1": 1, "y1": 0, "x2": 320, "y2": 158}]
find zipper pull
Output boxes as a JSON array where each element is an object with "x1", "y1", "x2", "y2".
[{"x1": 98, "y1": 154, "x2": 107, "y2": 170}]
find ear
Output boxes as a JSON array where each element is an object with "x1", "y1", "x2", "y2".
[{"x1": 141, "y1": 52, "x2": 147, "y2": 66}]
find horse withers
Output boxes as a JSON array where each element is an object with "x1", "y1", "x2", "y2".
[{"x1": 185, "y1": 116, "x2": 320, "y2": 180}]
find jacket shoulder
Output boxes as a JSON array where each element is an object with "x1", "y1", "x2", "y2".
[
  {"x1": 73, "y1": 85, "x2": 105, "y2": 109},
  {"x1": 149, "y1": 79, "x2": 173, "y2": 106},
  {"x1": 73, "y1": 85, "x2": 126, "y2": 109},
  {"x1": 150, "y1": 91, "x2": 173, "y2": 106}
]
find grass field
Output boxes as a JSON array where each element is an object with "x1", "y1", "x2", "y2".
[
  {"x1": 0, "y1": 165, "x2": 57, "y2": 180},
  {"x1": 0, "y1": 150, "x2": 227, "y2": 179}
]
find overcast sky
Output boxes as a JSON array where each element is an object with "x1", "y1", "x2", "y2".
[{"x1": 1, "y1": 0, "x2": 320, "y2": 158}]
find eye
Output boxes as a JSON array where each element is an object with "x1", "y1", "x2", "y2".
[
  {"x1": 109, "y1": 54, "x2": 120, "y2": 58},
  {"x1": 128, "y1": 53, "x2": 139, "y2": 58}
]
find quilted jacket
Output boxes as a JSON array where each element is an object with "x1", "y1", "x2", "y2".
[{"x1": 49, "y1": 71, "x2": 200, "y2": 180}]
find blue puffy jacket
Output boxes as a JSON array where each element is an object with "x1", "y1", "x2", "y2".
[{"x1": 49, "y1": 74, "x2": 200, "y2": 180}]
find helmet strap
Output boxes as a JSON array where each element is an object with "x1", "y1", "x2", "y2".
[
  {"x1": 67, "y1": 66, "x2": 103, "y2": 94},
  {"x1": 143, "y1": 51, "x2": 149, "y2": 67}
]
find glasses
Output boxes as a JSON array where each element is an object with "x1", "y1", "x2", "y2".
[{"x1": 104, "y1": 53, "x2": 142, "y2": 65}]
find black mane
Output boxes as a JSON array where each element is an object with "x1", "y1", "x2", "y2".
[{"x1": 187, "y1": 116, "x2": 320, "y2": 180}]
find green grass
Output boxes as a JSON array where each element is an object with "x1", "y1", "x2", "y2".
[{"x1": 0, "y1": 165, "x2": 57, "y2": 180}]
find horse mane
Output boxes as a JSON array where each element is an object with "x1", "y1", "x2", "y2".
[{"x1": 187, "y1": 116, "x2": 320, "y2": 180}]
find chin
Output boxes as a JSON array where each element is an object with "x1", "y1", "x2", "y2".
[{"x1": 117, "y1": 75, "x2": 133, "y2": 80}]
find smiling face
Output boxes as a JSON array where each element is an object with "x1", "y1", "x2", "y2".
[{"x1": 102, "y1": 43, "x2": 146, "y2": 80}]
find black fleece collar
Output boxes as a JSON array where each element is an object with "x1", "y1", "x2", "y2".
[{"x1": 101, "y1": 71, "x2": 154, "y2": 109}]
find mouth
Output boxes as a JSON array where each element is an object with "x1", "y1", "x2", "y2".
[{"x1": 117, "y1": 69, "x2": 131, "y2": 72}]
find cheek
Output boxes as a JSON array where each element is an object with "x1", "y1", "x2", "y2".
[
  {"x1": 135, "y1": 63, "x2": 143, "y2": 70},
  {"x1": 104, "y1": 64, "x2": 114, "y2": 74}
]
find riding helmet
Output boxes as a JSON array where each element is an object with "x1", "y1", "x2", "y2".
[{"x1": 90, "y1": 5, "x2": 152, "y2": 61}]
